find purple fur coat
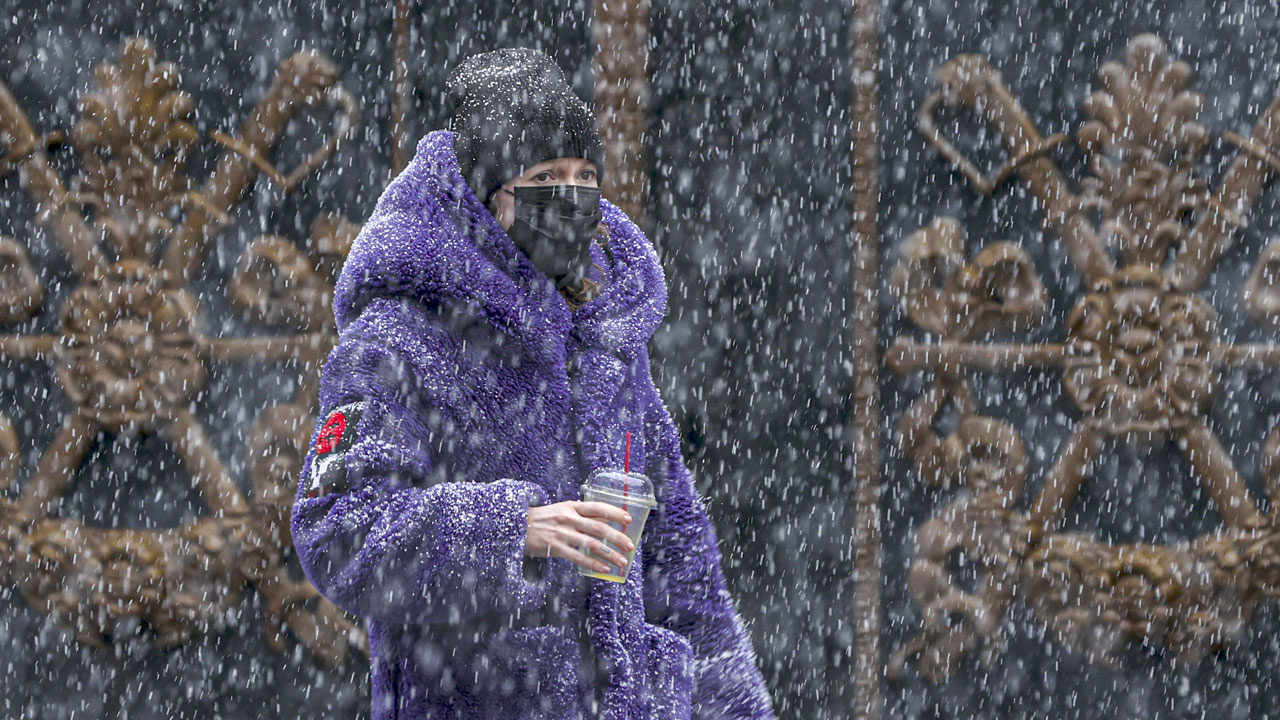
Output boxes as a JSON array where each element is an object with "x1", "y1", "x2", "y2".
[{"x1": 291, "y1": 130, "x2": 776, "y2": 720}]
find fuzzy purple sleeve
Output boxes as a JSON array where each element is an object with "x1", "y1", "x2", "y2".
[
  {"x1": 639, "y1": 378, "x2": 777, "y2": 720},
  {"x1": 291, "y1": 296, "x2": 549, "y2": 625}
]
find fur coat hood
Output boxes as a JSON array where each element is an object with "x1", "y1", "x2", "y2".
[{"x1": 332, "y1": 130, "x2": 666, "y2": 366}]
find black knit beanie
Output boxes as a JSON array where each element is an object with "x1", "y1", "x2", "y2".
[{"x1": 447, "y1": 48, "x2": 604, "y2": 203}]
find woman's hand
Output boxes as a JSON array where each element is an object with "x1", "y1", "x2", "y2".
[{"x1": 524, "y1": 501, "x2": 636, "y2": 574}]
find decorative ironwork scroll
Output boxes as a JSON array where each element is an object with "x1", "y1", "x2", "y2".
[
  {"x1": 0, "y1": 38, "x2": 362, "y2": 665},
  {"x1": 888, "y1": 34, "x2": 1280, "y2": 681}
]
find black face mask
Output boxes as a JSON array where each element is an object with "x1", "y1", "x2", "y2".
[{"x1": 503, "y1": 184, "x2": 602, "y2": 289}]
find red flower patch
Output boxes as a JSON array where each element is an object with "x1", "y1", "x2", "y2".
[
  {"x1": 315, "y1": 411, "x2": 347, "y2": 454},
  {"x1": 302, "y1": 401, "x2": 365, "y2": 500}
]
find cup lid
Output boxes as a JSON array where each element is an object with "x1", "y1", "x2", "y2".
[{"x1": 581, "y1": 470, "x2": 656, "y2": 507}]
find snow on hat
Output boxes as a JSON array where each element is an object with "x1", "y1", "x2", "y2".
[{"x1": 447, "y1": 47, "x2": 604, "y2": 203}]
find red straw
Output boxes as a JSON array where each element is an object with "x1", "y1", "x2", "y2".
[{"x1": 624, "y1": 432, "x2": 632, "y2": 473}]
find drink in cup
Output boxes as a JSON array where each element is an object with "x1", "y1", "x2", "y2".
[{"x1": 578, "y1": 469, "x2": 656, "y2": 583}]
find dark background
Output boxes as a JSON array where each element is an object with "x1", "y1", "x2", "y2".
[{"x1": 0, "y1": 1, "x2": 1278, "y2": 718}]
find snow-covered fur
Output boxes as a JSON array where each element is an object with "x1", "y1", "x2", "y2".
[{"x1": 292, "y1": 130, "x2": 776, "y2": 719}]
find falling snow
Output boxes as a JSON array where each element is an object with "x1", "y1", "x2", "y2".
[{"x1": 0, "y1": 1, "x2": 1279, "y2": 719}]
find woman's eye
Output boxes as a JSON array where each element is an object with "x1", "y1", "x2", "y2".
[
  {"x1": 534, "y1": 172, "x2": 553, "y2": 182},
  {"x1": 580, "y1": 169, "x2": 596, "y2": 181}
]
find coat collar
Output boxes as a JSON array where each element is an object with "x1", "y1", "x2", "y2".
[{"x1": 334, "y1": 130, "x2": 666, "y2": 365}]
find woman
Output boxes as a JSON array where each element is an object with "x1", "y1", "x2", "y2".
[{"x1": 292, "y1": 48, "x2": 775, "y2": 720}]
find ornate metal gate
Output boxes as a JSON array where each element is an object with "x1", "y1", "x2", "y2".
[{"x1": 860, "y1": 3, "x2": 1280, "y2": 717}]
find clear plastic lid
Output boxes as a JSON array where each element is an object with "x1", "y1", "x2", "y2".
[{"x1": 581, "y1": 470, "x2": 657, "y2": 507}]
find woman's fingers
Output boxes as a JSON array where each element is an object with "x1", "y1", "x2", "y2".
[
  {"x1": 562, "y1": 527, "x2": 629, "y2": 567},
  {"x1": 575, "y1": 501, "x2": 633, "y2": 526},
  {"x1": 555, "y1": 538, "x2": 618, "y2": 574},
  {"x1": 525, "y1": 501, "x2": 637, "y2": 572},
  {"x1": 570, "y1": 516, "x2": 635, "y2": 555}
]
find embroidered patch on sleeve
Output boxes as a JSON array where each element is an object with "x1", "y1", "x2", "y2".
[{"x1": 303, "y1": 401, "x2": 366, "y2": 499}]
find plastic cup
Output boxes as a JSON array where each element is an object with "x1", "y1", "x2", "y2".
[{"x1": 578, "y1": 470, "x2": 657, "y2": 583}]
